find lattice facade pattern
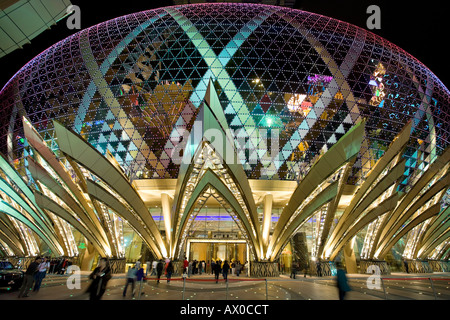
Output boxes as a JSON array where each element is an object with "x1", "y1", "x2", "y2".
[{"x1": 0, "y1": 3, "x2": 448, "y2": 191}]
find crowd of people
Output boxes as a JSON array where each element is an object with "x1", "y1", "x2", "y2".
[
  {"x1": 17, "y1": 256, "x2": 74, "y2": 298},
  {"x1": 16, "y1": 255, "x2": 106, "y2": 299},
  {"x1": 48, "y1": 258, "x2": 73, "y2": 274},
  {"x1": 144, "y1": 258, "x2": 248, "y2": 283}
]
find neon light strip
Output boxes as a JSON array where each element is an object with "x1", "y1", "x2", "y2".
[{"x1": 151, "y1": 215, "x2": 279, "y2": 222}]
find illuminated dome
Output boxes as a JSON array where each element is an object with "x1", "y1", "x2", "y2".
[
  {"x1": 0, "y1": 4, "x2": 449, "y2": 271},
  {"x1": 0, "y1": 2, "x2": 448, "y2": 188}
]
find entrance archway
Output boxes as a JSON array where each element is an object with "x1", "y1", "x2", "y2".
[{"x1": 186, "y1": 238, "x2": 250, "y2": 275}]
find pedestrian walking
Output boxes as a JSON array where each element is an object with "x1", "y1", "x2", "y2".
[
  {"x1": 156, "y1": 259, "x2": 164, "y2": 284},
  {"x1": 86, "y1": 257, "x2": 112, "y2": 300},
  {"x1": 235, "y1": 261, "x2": 242, "y2": 276},
  {"x1": 166, "y1": 260, "x2": 174, "y2": 283},
  {"x1": 18, "y1": 257, "x2": 42, "y2": 298},
  {"x1": 183, "y1": 257, "x2": 189, "y2": 274},
  {"x1": 151, "y1": 260, "x2": 158, "y2": 276},
  {"x1": 50, "y1": 259, "x2": 56, "y2": 274},
  {"x1": 123, "y1": 265, "x2": 137, "y2": 297},
  {"x1": 136, "y1": 264, "x2": 145, "y2": 297},
  {"x1": 211, "y1": 260, "x2": 216, "y2": 275},
  {"x1": 145, "y1": 260, "x2": 151, "y2": 276},
  {"x1": 213, "y1": 260, "x2": 221, "y2": 283},
  {"x1": 222, "y1": 260, "x2": 230, "y2": 282},
  {"x1": 188, "y1": 260, "x2": 193, "y2": 278},
  {"x1": 290, "y1": 261, "x2": 297, "y2": 279},
  {"x1": 316, "y1": 262, "x2": 322, "y2": 277},
  {"x1": 33, "y1": 257, "x2": 50, "y2": 292},
  {"x1": 59, "y1": 259, "x2": 68, "y2": 275},
  {"x1": 192, "y1": 260, "x2": 197, "y2": 275},
  {"x1": 336, "y1": 264, "x2": 351, "y2": 300},
  {"x1": 403, "y1": 259, "x2": 409, "y2": 273}
]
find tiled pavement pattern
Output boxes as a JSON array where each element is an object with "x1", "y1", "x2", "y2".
[{"x1": 1, "y1": 271, "x2": 448, "y2": 300}]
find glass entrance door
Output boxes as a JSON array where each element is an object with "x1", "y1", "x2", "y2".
[{"x1": 187, "y1": 240, "x2": 248, "y2": 264}]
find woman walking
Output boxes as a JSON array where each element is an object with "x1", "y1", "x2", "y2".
[{"x1": 87, "y1": 258, "x2": 112, "y2": 300}]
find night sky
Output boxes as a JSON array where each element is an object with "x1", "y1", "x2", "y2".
[{"x1": 0, "y1": 1, "x2": 448, "y2": 89}]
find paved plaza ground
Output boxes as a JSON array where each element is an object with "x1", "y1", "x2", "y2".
[{"x1": 1, "y1": 271, "x2": 448, "y2": 301}]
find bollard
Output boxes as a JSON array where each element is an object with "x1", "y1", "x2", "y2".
[
  {"x1": 380, "y1": 278, "x2": 388, "y2": 300},
  {"x1": 226, "y1": 279, "x2": 229, "y2": 300},
  {"x1": 429, "y1": 278, "x2": 437, "y2": 300},
  {"x1": 182, "y1": 273, "x2": 186, "y2": 300},
  {"x1": 138, "y1": 280, "x2": 143, "y2": 299}
]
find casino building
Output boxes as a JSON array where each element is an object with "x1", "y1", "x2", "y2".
[{"x1": 0, "y1": 3, "x2": 448, "y2": 275}]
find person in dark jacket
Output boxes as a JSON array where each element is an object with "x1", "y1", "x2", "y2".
[
  {"x1": 166, "y1": 261, "x2": 174, "y2": 283},
  {"x1": 213, "y1": 260, "x2": 222, "y2": 283},
  {"x1": 336, "y1": 264, "x2": 351, "y2": 300},
  {"x1": 156, "y1": 259, "x2": 164, "y2": 284},
  {"x1": 235, "y1": 261, "x2": 242, "y2": 276},
  {"x1": 222, "y1": 260, "x2": 230, "y2": 282},
  {"x1": 18, "y1": 256, "x2": 42, "y2": 298},
  {"x1": 290, "y1": 261, "x2": 298, "y2": 279},
  {"x1": 86, "y1": 257, "x2": 112, "y2": 300},
  {"x1": 316, "y1": 262, "x2": 322, "y2": 277},
  {"x1": 211, "y1": 260, "x2": 216, "y2": 275}
]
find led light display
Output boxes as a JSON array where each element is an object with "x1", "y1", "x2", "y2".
[{"x1": 0, "y1": 3, "x2": 448, "y2": 190}]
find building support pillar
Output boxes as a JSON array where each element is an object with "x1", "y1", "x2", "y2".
[
  {"x1": 343, "y1": 241, "x2": 358, "y2": 274},
  {"x1": 161, "y1": 193, "x2": 172, "y2": 256},
  {"x1": 262, "y1": 194, "x2": 273, "y2": 257}
]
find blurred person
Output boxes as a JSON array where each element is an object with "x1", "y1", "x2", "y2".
[
  {"x1": 235, "y1": 261, "x2": 242, "y2": 277},
  {"x1": 290, "y1": 261, "x2": 297, "y2": 279},
  {"x1": 188, "y1": 260, "x2": 193, "y2": 278},
  {"x1": 59, "y1": 259, "x2": 68, "y2": 275},
  {"x1": 50, "y1": 259, "x2": 56, "y2": 273},
  {"x1": 145, "y1": 260, "x2": 151, "y2": 276},
  {"x1": 164, "y1": 258, "x2": 170, "y2": 276},
  {"x1": 123, "y1": 265, "x2": 137, "y2": 297},
  {"x1": 166, "y1": 260, "x2": 174, "y2": 283},
  {"x1": 403, "y1": 259, "x2": 409, "y2": 274},
  {"x1": 136, "y1": 264, "x2": 145, "y2": 297},
  {"x1": 66, "y1": 260, "x2": 73, "y2": 274},
  {"x1": 33, "y1": 256, "x2": 50, "y2": 292},
  {"x1": 316, "y1": 261, "x2": 322, "y2": 277},
  {"x1": 156, "y1": 259, "x2": 164, "y2": 284},
  {"x1": 222, "y1": 260, "x2": 230, "y2": 282},
  {"x1": 18, "y1": 256, "x2": 42, "y2": 298},
  {"x1": 192, "y1": 260, "x2": 197, "y2": 275},
  {"x1": 151, "y1": 259, "x2": 158, "y2": 276},
  {"x1": 336, "y1": 263, "x2": 351, "y2": 300},
  {"x1": 183, "y1": 257, "x2": 189, "y2": 274},
  {"x1": 206, "y1": 260, "x2": 211, "y2": 274},
  {"x1": 198, "y1": 260, "x2": 203, "y2": 275},
  {"x1": 87, "y1": 257, "x2": 112, "y2": 300},
  {"x1": 213, "y1": 260, "x2": 221, "y2": 283},
  {"x1": 211, "y1": 260, "x2": 216, "y2": 275}
]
